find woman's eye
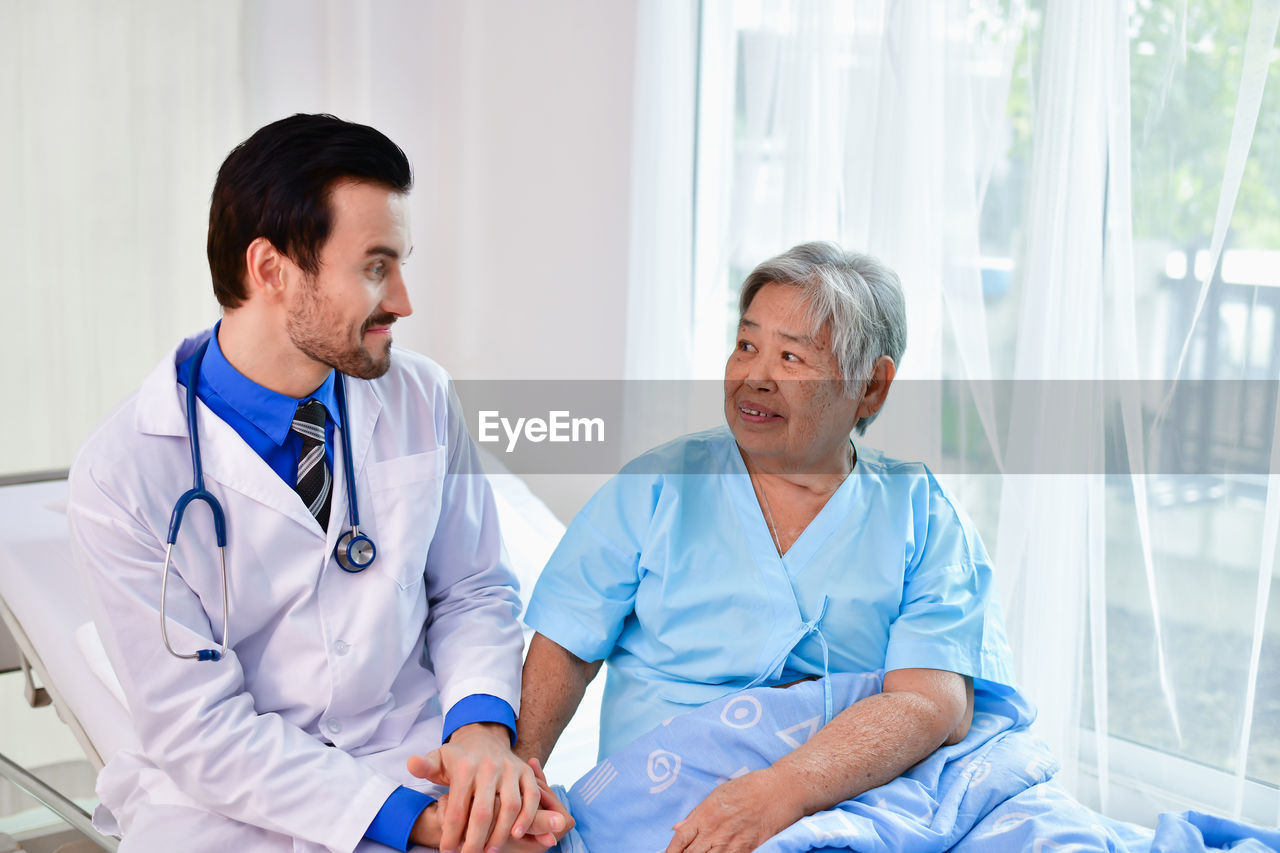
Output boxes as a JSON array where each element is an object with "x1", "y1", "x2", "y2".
[
  {"x1": 737, "y1": 340, "x2": 756, "y2": 353},
  {"x1": 782, "y1": 351, "x2": 799, "y2": 362}
]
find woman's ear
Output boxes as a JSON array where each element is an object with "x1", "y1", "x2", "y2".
[
  {"x1": 243, "y1": 236, "x2": 290, "y2": 302},
  {"x1": 856, "y1": 356, "x2": 897, "y2": 420}
]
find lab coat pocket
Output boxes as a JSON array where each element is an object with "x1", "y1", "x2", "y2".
[{"x1": 364, "y1": 447, "x2": 447, "y2": 589}]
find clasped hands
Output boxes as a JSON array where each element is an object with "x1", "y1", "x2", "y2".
[
  {"x1": 406, "y1": 724, "x2": 797, "y2": 853},
  {"x1": 407, "y1": 722, "x2": 573, "y2": 853}
]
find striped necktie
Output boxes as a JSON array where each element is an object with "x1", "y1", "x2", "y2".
[{"x1": 292, "y1": 399, "x2": 332, "y2": 531}]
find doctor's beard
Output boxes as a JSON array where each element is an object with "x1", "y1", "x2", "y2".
[{"x1": 286, "y1": 288, "x2": 397, "y2": 380}]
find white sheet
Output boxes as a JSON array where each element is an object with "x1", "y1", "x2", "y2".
[{"x1": 0, "y1": 479, "x2": 136, "y2": 767}]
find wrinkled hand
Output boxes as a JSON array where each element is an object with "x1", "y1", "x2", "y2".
[
  {"x1": 664, "y1": 768, "x2": 801, "y2": 853},
  {"x1": 503, "y1": 758, "x2": 575, "y2": 852},
  {"x1": 407, "y1": 722, "x2": 540, "y2": 853}
]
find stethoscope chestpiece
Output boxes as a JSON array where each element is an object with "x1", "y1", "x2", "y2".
[
  {"x1": 331, "y1": 373, "x2": 378, "y2": 574},
  {"x1": 335, "y1": 528, "x2": 376, "y2": 573}
]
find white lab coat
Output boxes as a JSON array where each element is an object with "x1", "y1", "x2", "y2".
[{"x1": 66, "y1": 329, "x2": 524, "y2": 852}]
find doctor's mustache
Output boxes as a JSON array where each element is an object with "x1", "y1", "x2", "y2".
[{"x1": 362, "y1": 313, "x2": 398, "y2": 332}]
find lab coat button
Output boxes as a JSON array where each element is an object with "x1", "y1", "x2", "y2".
[
  {"x1": 334, "y1": 640, "x2": 350, "y2": 655},
  {"x1": 326, "y1": 719, "x2": 342, "y2": 735}
]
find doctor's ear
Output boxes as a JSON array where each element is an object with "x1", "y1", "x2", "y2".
[
  {"x1": 244, "y1": 237, "x2": 291, "y2": 299},
  {"x1": 856, "y1": 356, "x2": 897, "y2": 420}
]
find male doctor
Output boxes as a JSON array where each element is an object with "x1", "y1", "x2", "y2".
[{"x1": 66, "y1": 115, "x2": 569, "y2": 853}]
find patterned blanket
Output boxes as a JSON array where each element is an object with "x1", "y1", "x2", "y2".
[{"x1": 550, "y1": 673, "x2": 1279, "y2": 852}]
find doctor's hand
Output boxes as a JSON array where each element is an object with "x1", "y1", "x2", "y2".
[
  {"x1": 407, "y1": 722, "x2": 550, "y2": 853},
  {"x1": 664, "y1": 767, "x2": 802, "y2": 853},
  {"x1": 412, "y1": 784, "x2": 569, "y2": 853}
]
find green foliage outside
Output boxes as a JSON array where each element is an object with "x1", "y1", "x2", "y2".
[
  {"x1": 997, "y1": 0, "x2": 1279, "y2": 251},
  {"x1": 1130, "y1": 0, "x2": 1280, "y2": 249}
]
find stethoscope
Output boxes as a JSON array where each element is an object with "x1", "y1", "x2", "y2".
[{"x1": 160, "y1": 338, "x2": 378, "y2": 662}]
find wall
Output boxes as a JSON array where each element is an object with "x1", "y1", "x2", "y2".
[
  {"x1": 244, "y1": 0, "x2": 638, "y2": 384},
  {"x1": 3, "y1": 0, "x2": 638, "y2": 519},
  {"x1": 408, "y1": 1, "x2": 639, "y2": 519},
  {"x1": 408, "y1": 1, "x2": 637, "y2": 383}
]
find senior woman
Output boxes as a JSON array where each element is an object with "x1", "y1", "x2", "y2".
[{"x1": 517, "y1": 242, "x2": 1017, "y2": 852}]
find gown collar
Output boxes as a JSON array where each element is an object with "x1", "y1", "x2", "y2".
[{"x1": 725, "y1": 438, "x2": 861, "y2": 575}]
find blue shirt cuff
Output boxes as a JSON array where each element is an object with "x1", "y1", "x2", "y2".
[
  {"x1": 365, "y1": 786, "x2": 435, "y2": 851},
  {"x1": 442, "y1": 694, "x2": 517, "y2": 745}
]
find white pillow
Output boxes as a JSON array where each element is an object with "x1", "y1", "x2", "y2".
[{"x1": 74, "y1": 621, "x2": 129, "y2": 712}]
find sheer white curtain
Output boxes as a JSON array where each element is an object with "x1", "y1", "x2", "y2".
[
  {"x1": 994, "y1": 0, "x2": 1119, "y2": 796},
  {"x1": 621, "y1": 0, "x2": 709, "y2": 456},
  {"x1": 650, "y1": 0, "x2": 1280, "y2": 825},
  {"x1": 625, "y1": 0, "x2": 697, "y2": 382},
  {"x1": 678, "y1": 0, "x2": 1022, "y2": 456}
]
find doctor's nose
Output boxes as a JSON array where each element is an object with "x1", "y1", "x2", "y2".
[{"x1": 383, "y1": 268, "x2": 413, "y2": 319}]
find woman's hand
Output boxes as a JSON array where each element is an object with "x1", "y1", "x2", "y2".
[
  {"x1": 665, "y1": 668, "x2": 971, "y2": 852},
  {"x1": 663, "y1": 768, "x2": 801, "y2": 853},
  {"x1": 521, "y1": 756, "x2": 575, "y2": 849}
]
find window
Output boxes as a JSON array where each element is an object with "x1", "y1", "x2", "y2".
[{"x1": 692, "y1": 0, "x2": 1280, "y2": 824}]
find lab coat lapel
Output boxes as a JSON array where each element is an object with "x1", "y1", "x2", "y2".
[
  {"x1": 133, "y1": 330, "x2": 283, "y2": 509},
  {"x1": 134, "y1": 330, "x2": 210, "y2": 440},
  {"x1": 133, "y1": 330, "x2": 345, "y2": 539},
  {"x1": 196, "y1": 372, "x2": 384, "y2": 540},
  {"x1": 338, "y1": 374, "x2": 381, "y2": 482},
  {"x1": 194, "y1": 402, "x2": 322, "y2": 536}
]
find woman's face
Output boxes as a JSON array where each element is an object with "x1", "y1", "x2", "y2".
[{"x1": 723, "y1": 283, "x2": 862, "y2": 474}]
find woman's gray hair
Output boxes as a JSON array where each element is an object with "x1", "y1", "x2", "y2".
[{"x1": 738, "y1": 241, "x2": 907, "y2": 434}]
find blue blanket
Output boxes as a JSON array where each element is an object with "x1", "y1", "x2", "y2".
[{"x1": 552, "y1": 673, "x2": 1278, "y2": 852}]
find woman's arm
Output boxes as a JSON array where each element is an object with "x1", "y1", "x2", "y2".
[
  {"x1": 514, "y1": 632, "x2": 604, "y2": 766},
  {"x1": 665, "y1": 668, "x2": 973, "y2": 853}
]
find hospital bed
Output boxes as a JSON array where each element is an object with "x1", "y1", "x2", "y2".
[
  {"x1": 0, "y1": 473, "x2": 126, "y2": 848},
  {"x1": 0, "y1": 464, "x2": 585, "y2": 849}
]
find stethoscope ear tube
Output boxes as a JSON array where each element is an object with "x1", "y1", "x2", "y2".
[
  {"x1": 161, "y1": 337, "x2": 230, "y2": 662},
  {"x1": 167, "y1": 488, "x2": 227, "y2": 548},
  {"x1": 160, "y1": 540, "x2": 229, "y2": 662}
]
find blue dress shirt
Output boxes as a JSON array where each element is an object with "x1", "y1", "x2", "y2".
[{"x1": 177, "y1": 324, "x2": 516, "y2": 850}]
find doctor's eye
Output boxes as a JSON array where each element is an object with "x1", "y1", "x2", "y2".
[{"x1": 366, "y1": 260, "x2": 388, "y2": 280}]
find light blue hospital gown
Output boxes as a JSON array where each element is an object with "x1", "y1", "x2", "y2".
[{"x1": 524, "y1": 426, "x2": 1020, "y2": 760}]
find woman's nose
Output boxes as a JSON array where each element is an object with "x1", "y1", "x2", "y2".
[{"x1": 745, "y1": 368, "x2": 777, "y2": 392}]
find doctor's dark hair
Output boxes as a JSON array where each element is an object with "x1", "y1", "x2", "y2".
[
  {"x1": 738, "y1": 241, "x2": 907, "y2": 435},
  {"x1": 207, "y1": 113, "x2": 413, "y2": 308}
]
